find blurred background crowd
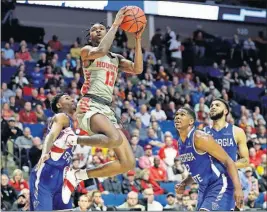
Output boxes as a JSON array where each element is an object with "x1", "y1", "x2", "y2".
[{"x1": 1, "y1": 0, "x2": 267, "y2": 211}]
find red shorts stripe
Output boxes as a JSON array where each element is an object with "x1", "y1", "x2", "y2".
[
  {"x1": 64, "y1": 179, "x2": 75, "y2": 192},
  {"x1": 51, "y1": 145, "x2": 65, "y2": 153}
]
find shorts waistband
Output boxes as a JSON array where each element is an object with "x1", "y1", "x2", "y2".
[{"x1": 83, "y1": 94, "x2": 112, "y2": 107}]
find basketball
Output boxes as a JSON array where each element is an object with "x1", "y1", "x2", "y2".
[{"x1": 120, "y1": 6, "x2": 147, "y2": 33}]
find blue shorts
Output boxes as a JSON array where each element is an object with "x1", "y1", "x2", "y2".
[
  {"x1": 29, "y1": 163, "x2": 72, "y2": 211},
  {"x1": 197, "y1": 174, "x2": 235, "y2": 211}
]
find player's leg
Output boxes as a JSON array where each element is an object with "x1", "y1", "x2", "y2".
[
  {"x1": 62, "y1": 114, "x2": 135, "y2": 204},
  {"x1": 199, "y1": 174, "x2": 234, "y2": 211},
  {"x1": 85, "y1": 128, "x2": 135, "y2": 177},
  {"x1": 53, "y1": 191, "x2": 73, "y2": 211},
  {"x1": 73, "y1": 113, "x2": 123, "y2": 148},
  {"x1": 29, "y1": 168, "x2": 53, "y2": 211}
]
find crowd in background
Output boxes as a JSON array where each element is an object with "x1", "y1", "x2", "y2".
[{"x1": 1, "y1": 7, "x2": 267, "y2": 211}]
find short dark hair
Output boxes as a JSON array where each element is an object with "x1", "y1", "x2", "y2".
[
  {"x1": 181, "y1": 106, "x2": 196, "y2": 122},
  {"x1": 50, "y1": 93, "x2": 65, "y2": 114},
  {"x1": 211, "y1": 98, "x2": 230, "y2": 115}
]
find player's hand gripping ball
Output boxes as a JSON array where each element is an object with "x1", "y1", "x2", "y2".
[{"x1": 120, "y1": 6, "x2": 147, "y2": 33}]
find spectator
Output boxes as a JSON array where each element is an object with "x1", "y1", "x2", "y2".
[
  {"x1": 30, "y1": 89, "x2": 43, "y2": 109},
  {"x1": 73, "y1": 144, "x2": 91, "y2": 169},
  {"x1": 130, "y1": 135, "x2": 144, "y2": 159},
  {"x1": 62, "y1": 53, "x2": 76, "y2": 68},
  {"x1": 143, "y1": 188, "x2": 163, "y2": 211},
  {"x1": 35, "y1": 104, "x2": 47, "y2": 124},
  {"x1": 62, "y1": 61, "x2": 74, "y2": 78},
  {"x1": 169, "y1": 34, "x2": 183, "y2": 70},
  {"x1": 194, "y1": 97, "x2": 209, "y2": 113},
  {"x1": 130, "y1": 118, "x2": 147, "y2": 141},
  {"x1": 46, "y1": 45, "x2": 54, "y2": 63},
  {"x1": 1, "y1": 102, "x2": 14, "y2": 120},
  {"x1": 102, "y1": 176, "x2": 122, "y2": 194},
  {"x1": 11, "y1": 190, "x2": 30, "y2": 211},
  {"x1": 19, "y1": 102, "x2": 38, "y2": 124},
  {"x1": 28, "y1": 137, "x2": 42, "y2": 168},
  {"x1": 243, "y1": 37, "x2": 256, "y2": 59},
  {"x1": 151, "y1": 103, "x2": 167, "y2": 121},
  {"x1": 246, "y1": 76, "x2": 256, "y2": 87},
  {"x1": 245, "y1": 191, "x2": 262, "y2": 209},
  {"x1": 143, "y1": 128, "x2": 164, "y2": 154},
  {"x1": 89, "y1": 190, "x2": 107, "y2": 211},
  {"x1": 151, "y1": 28, "x2": 163, "y2": 60},
  {"x1": 17, "y1": 45, "x2": 32, "y2": 61},
  {"x1": 6, "y1": 117, "x2": 23, "y2": 141},
  {"x1": 14, "y1": 88, "x2": 25, "y2": 109},
  {"x1": 2, "y1": 42, "x2": 14, "y2": 59},
  {"x1": 181, "y1": 194, "x2": 194, "y2": 211},
  {"x1": 74, "y1": 195, "x2": 91, "y2": 211},
  {"x1": 31, "y1": 64, "x2": 44, "y2": 88},
  {"x1": 37, "y1": 53, "x2": 48, "y2": 68},
  {"x1": 9, "y1": 169, "x2": 29, "y2": 192},
  {"x1": 48, "y1": 35, "x2": 63, "y2": 51},
  {"x1": 1, "y1": 174, "x2": 17, "y2": 210},
  {"x1": 117, "y1": 191, "x2": 145, "y2": 211},
  {"x1": 158, "y1": 135, "x2": 178, "y2": 179},
  {"x1": 164, "y1": 192, "x2": 177, "y2": 210},
  {"x1": 249, "y1": 147, "x2": 262, "y2": 167},
  {"x1": 122, "y1": 170, "x2": 142, "y2": 194},
  {"x1": 9, "y1": 52, "x2": 24, "y2": 67},
  {"x1": 166, "y1": 101, "x2": 176, "y2": 120},
  {"x1": 115, "y1": 28, "x2": 127, "y2": 48},
  {"x1": 194, "y1": 31, "x2": 205, "y2": 58},
  {"x1": 1, "y1": 50, "x2": 11, "y2": 66},
  {"x1": 168, "y1": 158, "x2": 188, "y2": 182},
  {"x1": 196, "y1": 103, "x2": 208, "y2": 122},
  {"x1": 135, "y1": 104, "x2": 151, "y2": 127},
  {"x1": 14, "y1": 127, "x2": 33, "y2": 167},
  {"x1": 258, "y1": 125, "x2": 267, "y2": 148},
  {"x1": 30, "y1": 46, "x2": 39, "y2": 62},
  {"x1": 139, "y1": 145, "x2": 164, "y2": 169},
  {"x1": 71, "y1": 41, "x2": 81, "y2": 59},
  {"x1": 258, "y1": 167, "x2": 267, "y2": 192},
  {"x1": 245, "y1": 167, "x2": 259, "y2": 196},
  {"x1": 14, "y1": 71, "x2": 29, "y2": 89},
  {"x1": 149, "y1": 157, "x2": 167, "y2": 182}
]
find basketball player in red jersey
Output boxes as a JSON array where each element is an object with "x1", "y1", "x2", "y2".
[{"x1": 61, "y1": 6, "x2": 146, "y2": 203}]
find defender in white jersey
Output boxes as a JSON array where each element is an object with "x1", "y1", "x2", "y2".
[{"x1": 62, "y1": 6, "x2": 147, "y2": 203}]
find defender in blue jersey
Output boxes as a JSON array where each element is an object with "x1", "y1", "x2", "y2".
[
  {"x1": 204, "y1": 98, "x2": 249, "y2": 210},
  {"x1": 29, "y1": 94, "x2": 77, "y2": 211},
  {"x1": 174, "y1": 107, "x2": 244, "y2": 211},
  {"x1": 204, "y1": 98, "x2": 249, "y2": 168}
]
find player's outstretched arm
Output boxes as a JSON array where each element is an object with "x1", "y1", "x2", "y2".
[
  {"x1": 80, "y1": 7, "x2": 128, "y2": 61},
  {"x1": 234, "y1": 126, "x2": 249, "y2": 169},
  {"x1": 41, "y1": 113, "x2": 70, "y2": 155},
  {"x1": 194, "y1": 131, "x2": 244, "y2": 209},
  {"x1": 117, "y1": 24, "x2": 146, "y2": 74}
]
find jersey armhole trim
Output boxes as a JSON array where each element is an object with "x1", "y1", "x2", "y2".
[{"x1": 232, "y1": 125, "x2": 238, "y2": 145}]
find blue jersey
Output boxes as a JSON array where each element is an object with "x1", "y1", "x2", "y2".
[
  {"x1": 178, "y1": 127, "x2": 227, "y2": 186},
  {"x1": 44, "y1": 114, "x2": 74, "y2": 169},
  {"x1": 204, "y1": 123, "x2": 237, "y2": 161},
  {"x1": 30, "y1": 113, "x2": 75, "y2": 211}
]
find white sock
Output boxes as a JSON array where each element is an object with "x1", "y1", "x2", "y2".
[
  {"x1": 67, "y1": 135, "x2": 78, "y2": 145},
  {"x1": 75, "y1": 169, "x2": 89, "y2": 181}
]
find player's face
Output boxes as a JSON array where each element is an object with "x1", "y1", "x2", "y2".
[
  {"x1": 174, "y1": 109, "x2": 193, "y2": 130},
  {"x1": 209, "y1": 100, "x2": 226, "y2": 120},
  {"x1": 90, "y1": 24, "x2": 107, "y2": 43},
  {"x1": 58, "y1": 95, "x2": 76, "y2": 113}
]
